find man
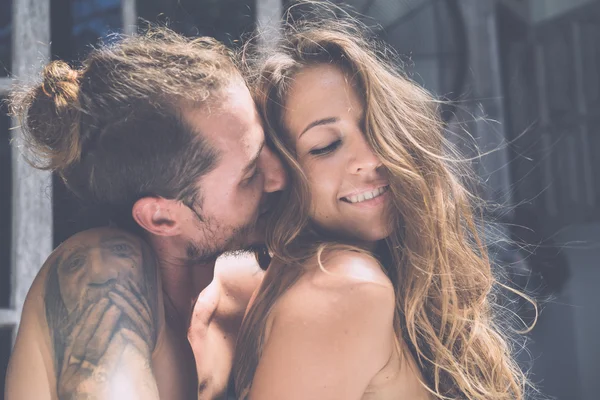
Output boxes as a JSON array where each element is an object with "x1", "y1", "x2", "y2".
[{"x1": 5, "y1": 28, "x2": 286, "y2": 399}]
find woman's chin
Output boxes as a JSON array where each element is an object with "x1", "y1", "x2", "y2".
[
  {"x1": 352, "y1": 222, "x2": 393, "y2": 243},
  {"x1": 334, "y1": 227, "x2": 391, "y2": 247}
]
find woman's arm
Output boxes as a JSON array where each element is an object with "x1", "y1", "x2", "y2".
[{"x1": 248, "y1": 252, "x2": 397, "y2": 400}]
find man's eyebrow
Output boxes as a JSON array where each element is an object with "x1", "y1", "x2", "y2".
[
  {"x1": 242, "y1": 139, "x2": 265, "y2": 175},
  {"x1": 299, "y1": 117, "x2": 339, "y2": 138}
]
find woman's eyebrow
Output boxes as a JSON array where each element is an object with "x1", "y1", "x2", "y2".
[{"x1": 299, "y1": 117, "x2": 339, "y2": 138}]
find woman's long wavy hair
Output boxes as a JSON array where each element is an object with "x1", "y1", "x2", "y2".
[{"x1": 235, "y1": 3, "x2": 530, "y2": 399}]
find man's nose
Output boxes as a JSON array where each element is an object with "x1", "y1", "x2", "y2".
[{"x1": 262, "y1": 146, "x2": 288, "y2": 193}]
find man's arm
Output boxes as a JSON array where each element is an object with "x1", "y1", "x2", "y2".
[{"x1": 6, "y1": 227, "x2": 163, "y2": 400}]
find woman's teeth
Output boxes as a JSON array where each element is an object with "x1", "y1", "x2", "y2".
[{"x1": 343, "y1": 186, "x2": 388, "y2": 204}]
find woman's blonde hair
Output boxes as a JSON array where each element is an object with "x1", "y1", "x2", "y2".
[{"x1": 235, "y1": 3, "x2": 531, "y2": 399}]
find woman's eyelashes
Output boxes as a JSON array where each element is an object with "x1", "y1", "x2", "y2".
[{"x1": 309, "y1": 139, "x2": 342, "y2": 156}]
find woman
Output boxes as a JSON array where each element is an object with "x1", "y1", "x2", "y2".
[{"x1": 234, "y1": 4, "x2": 530, "y2": 400}]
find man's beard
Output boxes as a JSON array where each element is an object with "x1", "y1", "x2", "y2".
[{"x1": 185, "y1": 218, "x2": 258, "y2": 264}]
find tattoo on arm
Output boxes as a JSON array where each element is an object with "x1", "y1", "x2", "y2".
[{"x1": 44, "y1": 233, "x2": 159, "y2": 399}]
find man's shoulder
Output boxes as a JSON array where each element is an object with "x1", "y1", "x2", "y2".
[
  {"x1": 40, "y1": 225, "x2": 162, "y2": 332},
  {"x1": 53, "y1": 226, "x2": 148, "y2": 255},
  {"x1": 30, "y1": 226, "x2": 162, "y2": 346},
  {"x1": 32, "y1": 227, "x2": 157, "y2": 307},
  {"x1": 11, "y1": 228, "x2": 146, "y2": 353},
  {"x1": 8, "y1": 227, "x2": 163, "y2": 398},
  {"x1": 24, "y1": 227, "x2": 148, "y2": 305}
]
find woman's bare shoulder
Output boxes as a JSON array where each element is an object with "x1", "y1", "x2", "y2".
[
  {"x1": 273, "y1": 248, "x2": 395, "y2": 327},
  {"x1": 255, "y1": 248, "x2": 398, "y2": 392},
  {"x1": 311, "y1": 248, "x2": 392, "y2": 287}
]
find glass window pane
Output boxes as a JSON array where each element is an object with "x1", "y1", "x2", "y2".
[
  {"x1": 72, "y1": 0, "x2": 122, "y2": 58},
  {"x1": 137, "y1": 0, "x2": 256, "y2": 47},
  {"x1": 51, "y1": 0, "x2": 123, "y2": 61}
]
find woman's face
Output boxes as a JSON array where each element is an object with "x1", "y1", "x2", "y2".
[{"x1": 283, "y1": 63, "x2": 392, "y2": 243}]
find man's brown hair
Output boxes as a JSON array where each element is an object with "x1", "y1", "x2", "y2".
[{"x1": 10, "y1": 27, "x2": 241, "y2": 229}]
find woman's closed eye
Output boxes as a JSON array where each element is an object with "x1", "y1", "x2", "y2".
[{"x1": 309, "y1": 139, "x2": 342, "y2": 156}]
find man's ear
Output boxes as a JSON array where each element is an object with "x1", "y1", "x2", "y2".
[{"x1": 132, "y1": 197, "x2": 182, "y2": 237}]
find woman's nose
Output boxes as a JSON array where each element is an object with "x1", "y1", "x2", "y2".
[{"x1": 347, "y1": 135, "x2": 381, "y2": 174}]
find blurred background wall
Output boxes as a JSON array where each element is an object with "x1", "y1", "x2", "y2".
[{"x1": 0, "y1": 1, "x2": 598, "y2": 399}]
